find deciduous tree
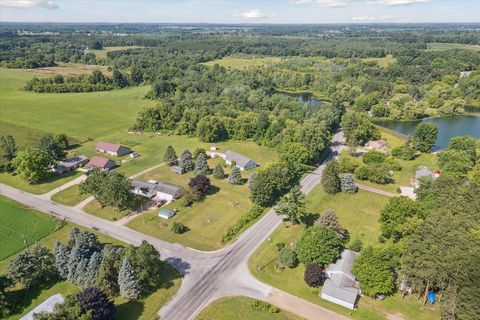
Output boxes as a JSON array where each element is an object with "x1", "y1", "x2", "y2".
[
  {"x1": 12, "y1": 148, "x2": 49, "y2": 184},
  {"x1": 296, "y1": 225, "x2": 343, "y2": 266},
  {"x1": 188, "y1": 174, "x2": 211, "y2": 196},
  {"x1": 77, "y1": 287, "x2": 115, "y2": 320},
  {"x1": 412, "y1": 123, "x2": 438, "y2": 153}
]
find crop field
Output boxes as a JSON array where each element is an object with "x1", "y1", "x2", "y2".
[
  {"x1": 427, "y1": 43, "x2": 480, "y2": 52},
  {"x1": 0, "y1": 196, "x2": 57, "y2": 260},
  {"x1": 91, "y1": 46, "x2": 145, "y2": 58},
  {"x1": 203, "y1": 55, "x2": 283, "y2": 69},
  {"x1": 22, "y1": 63, "x2": 110, "y2": 76}
]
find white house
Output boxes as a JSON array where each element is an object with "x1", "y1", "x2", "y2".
[
  {"x1": 222, "y1": 150, "x2": 256, "y2": 171},
  {"x1": 320, "y1": 250, "x2": 361, "y2": 310}
]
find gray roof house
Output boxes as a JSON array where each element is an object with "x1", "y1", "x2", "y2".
[
  {"x1": 320, "y1": 249, "x2": 360, "y2": 310},
  {"x1": 155, "y1": 182, "x2": 183, "y2": 201},
  {"x1": 131, "y1": 179, "x2": 158, "y2": 198},
  {"x1": 53, "y1": 155, "x2": 88, "y2": 174},
  {"x1": 415, "y1": 166, "x2": 439, "y2": 188},
  {"x1": 130, "y1": 179, "x2": 183, "y2": 201},
  {"x1": 223, "y1": 150, "x2": 257, "y2": 171}
]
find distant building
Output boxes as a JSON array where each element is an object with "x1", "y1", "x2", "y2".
[
  {"x1": 170, "y1": 165, "x2": 184, "y2": 174},
  {"x1": 95, "y1": 141, "x2": 131, "y2": 157},
  {"x1": 320, "y1": 250, "x2": 360, "y2": 310},
  {"x1": 87, "y1": 156, "x2": 116, "y2": 172},
  {"x1": 414, "y1": 166, "x2": 439, "y2": 188},
  {"x1": 130, "y1": 179, "x2": 183, "y2": 201},
  {"x1": 222, "y1": 150, "x2": 256, "y2": 171},
  {"x1": 364, "y1": 139, "x2": 389, "y2": 154},
  {"x1": 210, "y1": 146, "x2": 218, "y2": 151},
  {"x1": 53, "y1": 155, "x2": 88, "y2": 174}
]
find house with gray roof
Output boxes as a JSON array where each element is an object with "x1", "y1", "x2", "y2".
[
  {"x1": 320, "y1": 249, "x2": 360, "y2": 310},
  {"x1": 222, "y1": 150, "x2": 256, "y2": 171},
  {"x1": 53, "y1": 155, "x2": 88, "y2": 174},
  {"x1": 414, "y1": 166, "x2": 439, "y2": 188},
  {"x1": 130, "y1": 179, "x2": 183, "y2": 201},
  {"x1": 131, "y1": 179, "x2": 158, "y2": 198}
]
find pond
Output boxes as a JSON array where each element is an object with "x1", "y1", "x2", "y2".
[
  {"x1": 377, "y1": 114, "x2": 480, "y2": 150},
  {"x1": 276, "y1": 91, "x2": 326, "y2": 107}
]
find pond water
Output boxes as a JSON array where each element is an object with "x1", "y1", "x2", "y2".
[
  {"x1": 377, "y1": 114, "x2": 480, "y2": 150},
  {"x1": 277, "y1": 91, "x2": 326, "y2": 107}
]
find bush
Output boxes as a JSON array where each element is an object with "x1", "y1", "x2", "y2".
[
  {"x1": 349, "y1": 239, "x2": 363, "y2": 252},
  {"x1": 222, "y1": 205, "x2": 264, "y2": 243},
  {"x1": 384, "y1": 158, "x2": 402, "y2": 172},
  {"x1": 392, "y1": 145, "x2": 415, "y2": 160},
  {"x1": 363, "y1": 150, "x2": 386, "y2": 164},
  {"x1": 340, "y1": 173, "x2": 358, "y2": 193},
  {"x1": 275, "y1": 242, "x2": 285, "y2": 252},
  {"x1": 278, "y1": 247, "x2": 298, "y2": 268},
  {"x1": 251, "y1": 300, "x2": 279, "y2": 314},
  {"x1": 171, "y1": 222, "x2": 187, "y2": 234},
  {"x1": 304, "y1": 264, "x2": 325, "y2": 287},
  {"x1": 355, "y1": 164, "x2": 391, "y2": 184},
  {"x1": 338, "y1": 153, "x2": 360, "y2": 173}
]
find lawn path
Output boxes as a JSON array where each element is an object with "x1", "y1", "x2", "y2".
[
  {"x1": 357, "y1": 183, "x2": 397, "y2": 198},
  {"x1": 39, "y1": 174, "x2": 87, "y2": 200}
]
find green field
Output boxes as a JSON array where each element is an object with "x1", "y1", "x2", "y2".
[
  {"x1": 196, "y1": 297, "x2": 303, "y2": 320},
  {"x1": 0, "y1": 171, "x2": 82, "y2": 195},
  {"x1": 427, "y1": 43, "x2": 480, "y2": 52},
  {"x1": 0, "y1": 196, "x2": 57, "y2": 260},
  {"x1": 91, "y1": 46, "x2": 144, "y2": 58},
  {"x1": 127, "y1": 158, "x2": 253, "y2": 250},
  {"x1": 203, "y1": 55, "x2": 283, "y2": 69},
  {"x1": 51, "y1": 184, "x2": 89, "y2": 206},
  {"x1": 248, "y1": 186, "x2": 440, "y2": 320}
]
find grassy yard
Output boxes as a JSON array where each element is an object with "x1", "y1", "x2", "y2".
[
  {"x1": 51, "y1": 184, "x2": 89, "y2": 206},
  {"x1": 248, "y1": 186, "x2": 440, "y2": 320},
  {"x1": 203, "y1": 55, "x2": 283, "y2": 69},
  {"x1": 196, "y1": 297, "x2": 303, "y2": 320},
  {"x1": 84, "y1": 199, "x2": 132, "y2": 221},
  {"x1": 127, "y1": 158, "x2": 253, "y2": 250},
  {"x1": 0, "y1": 170, "x2": 81, "y2": 195},
  {"x1": 0, "y1": 196, "x2": 57, "y2": 260}
]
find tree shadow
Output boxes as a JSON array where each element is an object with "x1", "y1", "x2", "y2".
[
  {"x1": 115, "y1": 300, "x2": 144, "y2": 320},
  {"x1": 9, "y1": 278, "x2": 61, "y2": 316},
  {"x1": 206, "y1": 185, "x2": 220, "y2": 196},
  {"x1": 164, "y1": 257, "x2": 190, "y2": 277},
  {"x1": 36, "y1": 170, "x2": 79, "y2": 184},
  {"x1": 302, "y1": 212, "x2": 320, "y2": 227}
]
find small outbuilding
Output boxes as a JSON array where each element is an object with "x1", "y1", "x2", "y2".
[
  {"x1": 53, "y1": 155, "x2": 88, "y2": 174},
  {"x1": 95, "y1": 141, "x2": 131, "y2": 157},
  {"x1": 158, "y1": 208, "x2": 175, "y2": 219},
  {"x1": 170, "y1": 165, "x2": 184, "y2": 175},
  {"x1": 86, "y1": 156, "x2": 116, "y2": 172},
  {"x1": 222, "y1": 150, "x2": 257, "y2": 171},
  {"x1": 320, "y1": 249, "x2": 361, "y2": 310}
]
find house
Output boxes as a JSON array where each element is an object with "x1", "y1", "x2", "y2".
[
  {"x1": 21, "y1": 294, "x2": 64, "y2": 320},
  {"x1": 53, "y1": 155, "x2": 88, "y2": 174},
  {"x1": 222, "y1": 150, "x2": 257, "y2": 171},
  {"x1": 364, "y1": 139, "x2": 389, "y2": 154},
  {"x1": 171, "y1": 165, "x2": 184, "y2": 174},
  {"x1": 86, "y1": 156, "x2": 116, "y2": 171},
  {"x1": 320, "y1": 250, "x2": 360, "y2": 310},
  {"x1": 158, "y1": 208, "x2": 175, "y2": 219},
  {"x1": 414, "y1": 166, "x2": 439, "y2": 188},
  {"x1": 210, "y1": 146, "x2": 218, "y2": 151},
  {"x1": 95, "y1": 141, "x2": 131, "y2": 157},
  {"x1": 130, "y1": 179, "x2": 183, "y2": 201}
]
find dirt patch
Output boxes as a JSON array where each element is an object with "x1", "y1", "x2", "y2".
[{"x1": 386, "y1": 312, "x2": 405, "y2": 320}]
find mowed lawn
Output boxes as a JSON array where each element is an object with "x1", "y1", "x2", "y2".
[
  {"x1": 51, "y1": 184, "x2": 89, "y2": 206},
  {"x1": 127, "y1": 158, "x2": 253, "y2": 251},
  {"x1": 0, "y1": 196, "x2": 57, "y2": 260},
  {"x1": 196, "y1": 297, "x2": 303, "y2": 320},
  {"x1": 0, "y1": 170, "x2": 82, "y2": 195},
  {"x1": 248, "y1": 187, "x2": 440, "y2": 320}
]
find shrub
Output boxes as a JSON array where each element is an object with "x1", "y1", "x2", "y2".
[
  {"x1": 278, "y1": 247, "x2": 298, "y2": 268},
  {"x1": 340, "y1": 173, "x2": 358, "y2": 193},
  {"x1": 275, "y1": 242, "x2": 285, "y2": 252},
  {"x1": 251, "y1": 300, "x2": 279, "y2": 313},
  {"x1": 212, "y1": 163, "x2": 225, "y2": 179},
  {"x1": 338, "y1": 153, "x2": 360, "y2": 173},
  {"x1": 222, "y1": 205, "x2": 264, "y2": 243},
  {"x1": 363, "y1": 150, "x2": 386, "y2": 164},
  {"x1": 384, "y1": 158, "x2": 402, "y2": 172},
  {"x1": 392, "y1": 145, "x2": 415, "y2": 160},
  {"x1": 349, "y1": 239, "x2": 363, "y2": 252},
  {"x1": 171, "y1": 222, "x2": 188, "y2": 234},
  {"x1": 304, "y1": 264, "x2": 325, "y2": 287},
  {"x1": 179, "y1": 190, "x2": 198, "y2": 207},
  {"x1": 188, "y1": 174, "x2": 211, "y2": 196},
  {"x1": 355, "y1": 164, "x2": 391, "y2": 184},
  {"x1": 228, "y1": 166, "x2": 242, "y2": 185}
]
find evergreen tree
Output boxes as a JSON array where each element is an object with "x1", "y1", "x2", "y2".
[
  {"x1": 194, "y1": 153, "x2": 209, "y2": 175},
  {"x1": 118, "y1": 258, "x2": 142, "y2": 300},
  {"x1": 178, "y1": 149, "x2": 194, "y2": 172},
  {"x1": 84, "y1": 252, "x2": 102, "y2": 289},
  {"x1": 74, "y1": 259, "x2": 89, "y2": 287},
  {"x1": 163, "y1": 145, "x2": 178, "y2": 166},
  {"x1": 124, "y1": 241, "x2": 163, "y2": 292},
  {"x1": 321, "y1": 160, "x2": 341, "y2": 194},
  {"x1": 316, "y1": 209, "x2": 348, "y2": 242},
  {"x1": 340, "y1": 173, "x2": 358, "y2": 193},
  {"x1": 95, "y1": 245, "x2": 123, "y2": 297},
  {"x1": 275, "y1": 186, "x2": 306, "y2": 224},
  {"x1": 67, "y1": 245, "x2": 91, "y2": 285},
  {"x1": 228, "y1": 166, "x2": 242, "y2": 184},
  {"x1": 247, "y1": 172, "x2": 257, "y2": 188},
  {"x1": 212, "y1": 163, "x2": 225, "y2": 179},
  {"x1": 54, "y1": 241, "x2": 71, "y2": 279}
]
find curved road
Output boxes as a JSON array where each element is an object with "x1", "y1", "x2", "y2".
[{"x1": 1, "y1": 130, "x2": 352, "y2": 320}]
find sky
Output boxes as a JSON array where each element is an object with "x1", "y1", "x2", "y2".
[{"x1": 0, "y1": 0, "x2": 479, "y2": 24}]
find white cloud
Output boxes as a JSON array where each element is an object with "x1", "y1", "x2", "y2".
[
  {"x1": 374, "y1": 0, "x2": 430, "y2": 6},
  {"x1": 352, "y1": 15, "x2": 394, "y2": 21},
  {"x1": 0, "y1": 0, "x2": 59, "y2": 9},
  {"x1": 293, "y1": 0, "x2": 348, "y2": 8},
  {"x1": 238, "y1": 9, "x2": 266, "y2": 19}
]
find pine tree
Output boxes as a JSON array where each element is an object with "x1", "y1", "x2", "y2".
[
  {"x1": 67, "y1": 245, "x2": 91, "y2": 284},
  {"x1": 212, "y1": 163, "x2": 225, "y2": 179},
  {"x1": 74, "y1": 259, "x2": 89, "y2": 287},
  {"x1": 228, "y1": 166, "x2": 242, "y2": 185},
  {"x1": 247, "y1": 172, "x2": 257, "y2": 188},
  {"x1": 194, "y1": 153, "x2": 209, "y2": 175},
  {"x1": 316, "y1": 209, "x2": 348, "y2": 242},
  {"x1": 54, "y1": 241, "x2": 71, "y2": 279},
  {"x1": 84, "y1": 252, "x2": 102, "y2": 288},
  {"x1": 179, "y1": 149, "x2": 194, "y2": 172},
  {"x1": 321, "y1": 160, "x2": 341, "y2": 194},
  {"x1": 96, "y1": 245, "x2": 123, "y2": 297},
  {"x1": 163, "y1": 145, "x2": 178, "y2": 166},
  {"x1": 340, "y1": 173, "x2": 358, "y2": 193},
  {"x1": 118, "y1": 258, "x2": 142, "y2": 300}
]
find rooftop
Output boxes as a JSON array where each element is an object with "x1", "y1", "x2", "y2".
[
  {"x1": 224, "y1": 150, "x2": 253, "y2": 168},
  {"x1": 87, "y1": 156, "x2": 114, "y2": 168},
  {"x1": 415, "y1": 166, "x2": 434, "y2": 180},
  {"x1": 56, "y1": 155, "x2": 87, "y2": 168},
  {"x1": 96, "y1": 141, "x2": 122, "y2": 152}
]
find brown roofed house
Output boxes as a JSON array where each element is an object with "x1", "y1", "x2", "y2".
[
  {"x1": 95, "y1": 141, "x2": 131, "y2": 157},
  {"x1": 87, "y1": 156, "x2": 116, "y2": 172}
]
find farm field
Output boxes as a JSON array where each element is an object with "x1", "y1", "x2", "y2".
[
  {"x1": 91, "y1": 46, "x2": 144, "y2": 58},
  {"x1": 51, "y1": 184, "x2": 89, "y2": 206},
  {"x1": 203, "y1": 55, "x2": 283, "y2": 69},
  {"x1": 0, "y1": 196, "x2": 57, "y2": 260},
  {"x1": 196, "y1": 297, "x2": 303, "y2": 320},
  {"x1": 127, "y1": 157, "x2": 253, "y2": 251},
  {"x1": 248, "y1": 186, "x2": 440, "y2": 320},
  {"x1": 22, "y1": 63, "x2": 110, "y2": 76},
  {"x1": 427, "y1": 42, "x2": 480, "y2": 52}
]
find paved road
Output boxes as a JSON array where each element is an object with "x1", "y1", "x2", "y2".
[{"x1": 0, "y1": 130, "x2": 348, "y2": 320}]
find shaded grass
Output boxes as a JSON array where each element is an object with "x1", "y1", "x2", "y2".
[
  {"x1": 51, "y1": 184, "x2": 89, "y2": 206},
  {"x1": 196, "y1": 296, "x2": 303, "y2": 320},
  {"x1": 0, "y1": 170, "x2": 81, "y2": 195},
  {"x1": 0, "y1": 196, "x2": 56, "y2": 260},
  {"x1": 127, "y1": 158, "x2": 252, "y2": 251}
]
